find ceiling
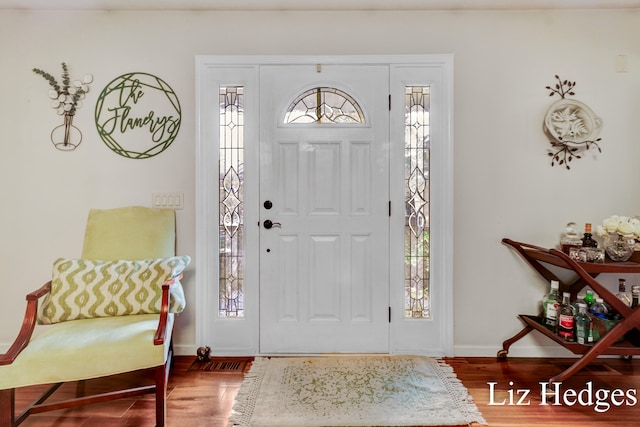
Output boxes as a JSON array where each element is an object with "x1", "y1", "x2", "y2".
[{"x1": 1, "y1": 0, "x2": 640, "y2": 11}]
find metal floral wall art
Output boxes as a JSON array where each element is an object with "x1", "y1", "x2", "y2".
[
  {"x1": 33, "y1": 62, "x2": 93, "y2": 150},
  {"x1": 544, "y1": 75, "x2": 603, "y2": 169}
]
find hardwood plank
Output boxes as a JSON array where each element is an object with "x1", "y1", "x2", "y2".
[
  {"x1": 446, "y1": 357, "x2": 640, "y2": 426},
  {"x1": 11, "y1": 356, "x2": 640, "y2": 426}
]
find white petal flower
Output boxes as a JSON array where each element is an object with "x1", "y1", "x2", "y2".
[
  {"x1": 58, "y1": 94, "x2": 66, "y2": 102},
  {"x1": 51, "y1": 100, "x2": 61, "y2": 108},
  {"x1": 603, "y1": 217, "x2": 621, "y2": 233},
  {"x1": 48, "y1": 90, "x2": 59, "y2": 99},
  {"x1": 57, "y1": 107, "x2": 65, "y2": 115},
  {"x1": 82, "y1": 74, "x2": 93, "y2": 84},
  {"x1": 75, "y1": 101, "x2": 83, "y2": 109},
  {"x1": 63, "y1": 103, "x2": 72, "y2": 111},
  {"x1": 73, "y1": 80, "x2": 82, "y2": 88},
  {"x1": 68, "y1": 87, "x2": 77, "y2": 95},
  {"x1": 619, "y1": 221, "x2": 635, "y2": 236}
]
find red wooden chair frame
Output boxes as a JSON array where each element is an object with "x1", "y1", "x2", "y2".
[{"x1": 0, "y1": 275, "x2": 180, "y2": 427}]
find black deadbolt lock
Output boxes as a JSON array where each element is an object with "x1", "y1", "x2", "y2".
[{"x1": 264, "y1": 200, "x2": 273, "y2": 209}]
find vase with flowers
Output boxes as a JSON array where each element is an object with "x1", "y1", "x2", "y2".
[
  {"x1": 595, "y1": 215, "x2": 640, "y2": 262},
  {"x1": 33, "y1": 62, "x2": 92, "y2": 150}
]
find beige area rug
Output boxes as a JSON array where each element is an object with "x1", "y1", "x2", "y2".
[{"x1": 231, "y1": 355, "x2": 486, "y2": 427}]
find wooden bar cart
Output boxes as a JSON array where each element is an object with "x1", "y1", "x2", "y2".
[{"x1": 499, "y1": 238, "x2": 640, "y2": 382}]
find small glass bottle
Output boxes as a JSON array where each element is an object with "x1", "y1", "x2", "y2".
[
  {"x1": 574, "y1": 303, "x2": 593, "y2": 345},
  {"x1": 542, "y1": 280, "x2": 561, "y2": 331},
  {"x1": 632, "y1": 285, "x2": 640, "y2": 308},
  {"x1": 584, "y1": 289, "x2": 595, "y2": 307},
  {"x1": 581, "y1": 223, "x2": 598, "y2": 248},
  {"x1": 558, "y1": 292, "x2": 575, "y2": 341},
  {"x1": 616, "y1": 278, "x2": 632, "y2": 307},
  {"x1": 561, "y1": 222, "x2": 583, "y2": 254},
  {"x1": 572, "y1": 292, "x2": 586, "y2": 313}
]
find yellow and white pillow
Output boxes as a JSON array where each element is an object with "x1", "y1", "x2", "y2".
[{"x1": 38, "y1": 256, "x2": 190, "y2": 324}]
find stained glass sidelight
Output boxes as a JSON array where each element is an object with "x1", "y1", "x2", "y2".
[
  {"x1": 284, "y1": 87, "x2": 365, "y2": 124},
  {"x1": 219, "y1": 87, "x2": 244, "y2": 317},
  {"x1": 404, "y1": 86, "x2": 431, "y2": 319}
]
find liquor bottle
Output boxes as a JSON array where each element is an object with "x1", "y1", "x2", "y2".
[
  {"x1": 616, "y1": 278, "x2": 632, "y2": 307},
  {"x1": 589, "y1": 298, "x2": 609, "y2": 320},
  {"x1": 583, "y1": 289, "x2": 595, "y2": 307},
  {"x1": 624, "y1": 285, "x2": 640, "y2": 346},
  {"x1": 581, "y1": 223, "x2": 598, "y2": 248},
  {"x1": 572, "y1": 293, "x2": 586, "y2": 313},
  {"x1": 542, "y1": 280, "x2": 561, "y2": 330},
  {"x1": 574, "y1": 303, "x2": 593, "y2": 345},
  {"x1": 560, "y1": 222, "x2": 583, "y2": 254},
  {"x1": 557, "y1": 292, "x2": 575, "y2": 341}
]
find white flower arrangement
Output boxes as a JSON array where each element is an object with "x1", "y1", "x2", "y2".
[
  {"x1": 33, "y1": 62, "x2": 93, "y2": 116},
  {"x1": 595, "y1": 215, "x2": 640, "y2": 239}
]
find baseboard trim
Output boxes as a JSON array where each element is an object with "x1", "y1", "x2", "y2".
[
  {"x1": 0, "y1": 342, "x2": 602, "y2": 359},
  {"x1": 454, "y1": 345, "x2": 577, "y2": 358}
]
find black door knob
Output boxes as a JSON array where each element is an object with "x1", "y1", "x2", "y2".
[{"x1": 263, "y1": 220, "x2": 281, "y2": 229}]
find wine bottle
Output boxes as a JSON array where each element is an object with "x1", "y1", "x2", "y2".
[
  {"x1": 616, "y1": 278, "x2": 632, "y2": 307},
  {"x1": 574, "y1": 303, "x2": 592, "y2": 345},
  {"x1": 558, "y1": 292, "x2": 575, "y2": 341},
  {"x1": 542, "y1": 280, "x2": 561, "y2": 330}
]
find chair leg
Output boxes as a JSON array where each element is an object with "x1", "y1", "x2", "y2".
[
  {"x1": 0, "y1": 388, "x2": 15, "y2": 427},
  {"x1": 155, "y1": 362, "x2": 169, "y2": 427},
  {"x1": 76, "y1": 379, "x2": 87, "y2": 398}
]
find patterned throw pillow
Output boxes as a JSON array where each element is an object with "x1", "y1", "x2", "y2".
[{"x1": 38, "y1": 256, "x2": 190, "y2": 324}]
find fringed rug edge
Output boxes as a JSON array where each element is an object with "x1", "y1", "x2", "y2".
[
  {"x1": 433, "y1": 359, "x2": 488, "y2": 426},
  {"x1": 230, "y1": 357, "x2": 269, "y2": 427}
]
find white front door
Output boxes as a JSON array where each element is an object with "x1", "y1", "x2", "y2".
[
  {"x1": 259, "y1": 64, "x2": 390, "y2": 353},
  {"x1": 196, "y1": 55, "x2": 453, "y2": 357}
]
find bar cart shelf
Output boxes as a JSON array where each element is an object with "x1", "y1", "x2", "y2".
[{"x1": 499, "y1": 238, "x2": 640, "y2": 382}]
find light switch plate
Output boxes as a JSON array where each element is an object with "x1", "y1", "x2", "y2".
[{"x1": 152, "y1": 192, "x2": 184, "y2": 210}]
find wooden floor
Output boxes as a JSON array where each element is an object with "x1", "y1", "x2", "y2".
[{"x1": 12, "y1": 355, "x2": 640, "y2": 426}]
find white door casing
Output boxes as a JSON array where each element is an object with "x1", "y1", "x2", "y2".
[
  {"x1": 195, "y1": 55, "x2": 453, "y2": 357},
  {"x1": 259, "y1": 64, "x2": 390, "y2": 353}
]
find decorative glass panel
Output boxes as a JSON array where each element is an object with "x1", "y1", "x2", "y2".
[
  {"x1": 219, "y1": 87, "x2": 244, "y2": 317},
  {"x1": 284, "y1": 87, "x2": 365, "y2": 124},
  {"x1": 404, "y1": 86, "x2": 430, "y2": 319}
]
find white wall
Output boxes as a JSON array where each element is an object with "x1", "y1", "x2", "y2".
[{"x1": 1, "y1": 8, "x2": 639, "y2": 357}]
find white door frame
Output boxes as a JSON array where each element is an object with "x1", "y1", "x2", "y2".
[{"x1": 195, "y1": 55, "x2": 454, "y2": 356}]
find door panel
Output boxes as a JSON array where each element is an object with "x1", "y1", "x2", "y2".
[{"x1": 259, "y1": 64, "x2": 389, "y2": 353}]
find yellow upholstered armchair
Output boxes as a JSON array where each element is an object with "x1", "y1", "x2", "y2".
[{"x1": 0, "y1": 206, "x2": 190, "y2": 427}]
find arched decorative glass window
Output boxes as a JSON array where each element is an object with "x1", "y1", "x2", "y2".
[{"x1": 284, "y1": 87, "x2": 365, "y2": 124}]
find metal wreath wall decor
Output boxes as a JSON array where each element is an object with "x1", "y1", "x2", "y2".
[
  {"x1": 544, "y1": 75, "x2": 603, "y2": 170},
  {"x1": 94, "y1": 72, "x2": 181, "y2": 159}
]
